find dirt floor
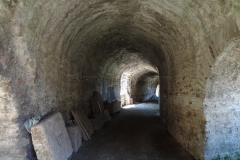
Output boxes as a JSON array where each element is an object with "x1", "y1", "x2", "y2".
[{"x1": 70, "y1": 103, "x2": 194, "y2": 160}]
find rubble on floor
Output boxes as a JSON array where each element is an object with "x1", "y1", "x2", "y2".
[{"x1": 30, "y1": 91, "x2": 119, "y2": 159}]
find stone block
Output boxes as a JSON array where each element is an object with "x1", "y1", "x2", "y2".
[
  {"x1": 31, "y1": 112, "x2": 73, "y2": 160},
  {"x1": 90, "y1": 113, "x2": 105, "y2": 130},
  {"x1": 74, "y1": 110, "x2": 94, "y2": 136},
  {"x1": 91, "y1": 91, "x2": 104, "y2": 114},
  {"x1": 67, "y1": 125, "x2": 82, "y2": 152}
]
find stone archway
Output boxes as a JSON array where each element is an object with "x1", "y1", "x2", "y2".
[{"x1": 204, "y1": 39, "x2": 240, "y2": 159}]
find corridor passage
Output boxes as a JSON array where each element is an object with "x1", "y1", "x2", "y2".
[{"x1": 71, "y1": 103, "x2": 194, "y2": 160}]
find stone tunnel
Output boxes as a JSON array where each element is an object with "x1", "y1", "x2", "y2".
[{"x1": 0, "y1": 0, "x2": 240, "y2": 159}]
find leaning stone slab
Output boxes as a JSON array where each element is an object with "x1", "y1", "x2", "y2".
[
  {"x1": 74, "y1": 110, "x2": 94, "y2": 136},
  {"x1": 67, "y1": 125, "x2": 82, "y2": 152},
  {"x1": 31, "y1": 112, "x2": 73, "y2": 160}
]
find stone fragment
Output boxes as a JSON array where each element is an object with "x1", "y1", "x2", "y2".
[
  {"x1": 90, "y1": 110, "x2": 111, "y2": 130},
  {"x1": 74, "y1": 110, "x2": 94, "y2": 136},
  {"x1": 104, "y1": 109, "x2": 111, "y2": 121},
  {"x1": 67, "y1": 125, "x2": 82, "y2": 152},
  {"x1": 91, "y1": 91, "x2": 104, "y2": 114},
  {"x1": 90, "y1": 113, "x2": 105, "y2": 130},
  {"x1": 31, "y1": 112, "x2": 73, "y2": 160},
  {"x1": 104, "y1": 101, "x2": 121, "y2": 116}
]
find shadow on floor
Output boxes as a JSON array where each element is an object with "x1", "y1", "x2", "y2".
[{"x1": 71, "y1": 103, "x2": 194, "y2": 160}]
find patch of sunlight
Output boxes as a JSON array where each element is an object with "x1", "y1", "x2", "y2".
[
  {"x1": 155, "y1": 84, "x2": 160, "y2": 97},
  {"x1": 123, "y1": 104, "x2": 136, "y2": 109}
]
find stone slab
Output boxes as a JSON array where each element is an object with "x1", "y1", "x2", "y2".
[
  {"x1": 67, "y1": 125, "x2": 82, "y2": 152},
  {"x1": 91, "y1": 91, "x2": 104, "y2": 114},
  {"x1": 90, "y1": 113, "x2": 105, "y2": 130},
  {"x1": 104, "y1": 109, "x2": 111, "y2": 121},
  {"x1": 31, "y1": 112, "x2": 73, "y2": 160},
  {"x1": 104, "y1": 101, "x2": 121, "y2": 116},
  {"x1": 74, "y1": 110, "x2": 94, "y2": 136}
]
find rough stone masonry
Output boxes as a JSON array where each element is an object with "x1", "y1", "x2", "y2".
[{"x1": 0, "y1": 0, "x2": 240, "y2": 159}]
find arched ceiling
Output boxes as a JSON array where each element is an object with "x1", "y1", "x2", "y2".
[
  {"x1": 100, "y1": 49, "x2": 158, "y2": 80},
  {"x1": 12, "y1": 0, "x2": 238, "y2": 81},
  {"x1": 1, "y1": 1, "x2": 239, "y2": 159},
  {"x1": 14, "y1": 0, "x2": 193, "y2": 79}
]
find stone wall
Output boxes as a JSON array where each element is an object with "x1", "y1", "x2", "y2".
[
  {"x1": 167, "y1": 1, "x2": 240, "y2": 159},
  {"x1": 0, "y1": 0, "x2": 240, "y2": 159},
  {"x1": 133, "y1": 74, "x2": 159, "y2": 102},
  {"x1": 203, "y1": 39, "x2": 240, "y2": 159},
  {"x1": 0, "y1": 1, "x2": 35, "y2": 159}
]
